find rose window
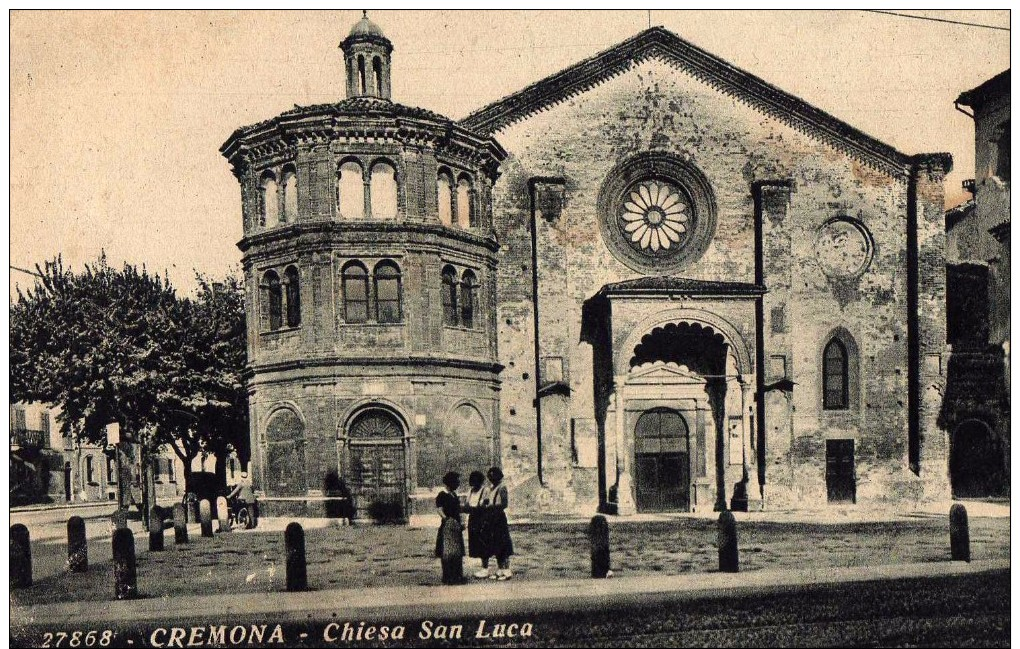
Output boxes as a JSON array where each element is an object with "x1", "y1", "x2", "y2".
[
  {"x1": 619, "y1": 180, "x2": 692, "y2": 253},
  {"x1": 597, "y1": 153, "x2": 717, "y2": 273}
]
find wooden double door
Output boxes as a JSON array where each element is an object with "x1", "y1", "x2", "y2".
[
  {"x1": 346, "y1": 409, "x2": 408, "y2": 520},
  {"x1": 634, "y1": 408, "x2": 691, "y2": 512}
]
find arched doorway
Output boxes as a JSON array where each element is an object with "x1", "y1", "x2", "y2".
[
  {"x1": 950, "y1": 419, "x2": 1006, "y2": 498},
  {"x1": 346, "y1": 408, "x2": 408, "y2": 520},
  {"x1": 634, "y1": 408, "x2": 691, "y2": 512}
]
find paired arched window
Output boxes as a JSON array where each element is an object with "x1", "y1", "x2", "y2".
[
  {"x1": 285, "y1": 265, "x2": 301, "y2": 328},
  {"x1": 342, "y1": 259, "x2": 403, "y2": 324},
  {"x1": 263, "y1": 270, "x2": 283, "y2": 331},
  {"x1": 441, "y1": 265, "x2": 480, "y2": 329},
  {"x1": 342, "y1": 261, "x2": 370, "y2": 324},
  {"x1": 437, "y1": 171, "x2": 453, "y2": 226},
  {"x1": 374, "y1": 261, "x2": 402, "y2": 323},
  {"x1": 261, "y1": 266, "x2": 301, "y2": 332},
  {"x1": 436, "y1": 170, "x2": 477, "y2": 229},
  {"x1": 337, "y1": 159, "x2": 398, "y2": 219},
  {"x1": 282, "y1": 166, "x2": 298, "y2": 222},
  {"x1": 442, "y1": 265, "x2": 459, "y2": 326},
  {"x1": 823, "y1": 338, "x2": 849, "y2": 410},
  {"x1": 260, "y1": 172, "x2": 279, "y2": 227}
]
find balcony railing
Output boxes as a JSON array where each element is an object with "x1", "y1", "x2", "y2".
[{"x1": 10, "y1": 428, "x2": 46, "y2": 450}]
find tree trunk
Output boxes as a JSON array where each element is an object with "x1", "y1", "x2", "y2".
[{"x1": 214, "y1": 451, "x2": 228, "y2": 495}]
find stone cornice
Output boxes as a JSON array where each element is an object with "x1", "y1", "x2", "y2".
[
  {"x1": 221, "y1": 98, "x2": 505, "y2": 179},
  {"x1": 462, "y1": 27, "x2": 920, "y2": 179},
  {"x1": 248, "y1": 356, "x2": 504, "y2": 378},
  {"x1": 237, "y1": 221, "x2": 500, "y2": 255}
]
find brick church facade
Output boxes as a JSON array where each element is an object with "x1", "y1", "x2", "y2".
[{"x1": 221, "y1": 16, "x2": 953, "y2": 518}]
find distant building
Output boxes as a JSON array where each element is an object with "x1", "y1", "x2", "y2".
[
  {"x1": 223, "y1": 16, "x2": 953, "y2": 518},
  {"x1": 9, "y1": 402, "x2": 191, "y2": 507},
  {"x1": 943, "y1": 70, "x2": 1010, "y2": 497}
]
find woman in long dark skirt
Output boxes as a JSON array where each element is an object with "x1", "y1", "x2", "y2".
[
  {"x1": 464, "y1": 471, "x2": 493, "y2": 579},
  {"x1": 435, "y1": 471, "x2": 465, "y2": 585},
  {"x1": 485, "y1": 467, "x2": 514, "y2": 581}
]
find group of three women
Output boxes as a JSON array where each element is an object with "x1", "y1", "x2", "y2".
[{"x1": 435, "y1": 467, "x2": 514, "y2": 584}]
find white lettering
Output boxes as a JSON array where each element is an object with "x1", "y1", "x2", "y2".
[
  {"x1": 267, "y1": 625, "x2": 285, "y2": 644},
  {"x1": 207, "y1": 626, "x2": 226, "y2": 645},
  {"x1": 187, "y1": 627, "x2": 205, "y2": 646},
  {"x1": 167, "y1": 628, "x2": 186, "y2": 648},
  {"x1": 149, "y1": 629, "x2": 167, "y2": 648},
  {"x1": 323, "y1": 623, "x2": 339, "y2": 642}
]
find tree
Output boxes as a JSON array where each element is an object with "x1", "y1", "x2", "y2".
[
  {"x1": 11, "y1": 254, "x2": 182, "y2": 518},
  {"x1": 10, "y1": 255, "x2": 249, "y2": 518},
  {"x1": 158, "y1": 273, "x2": 249, "y2": 492}
]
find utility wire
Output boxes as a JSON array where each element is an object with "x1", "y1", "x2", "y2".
[{"x1": 864, "y1": 10, "x2": 1009, "y2": 32}]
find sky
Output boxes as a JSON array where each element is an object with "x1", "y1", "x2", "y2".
[{"x1": 8, "y1": 9, "x2": 1010, "y2": 296}]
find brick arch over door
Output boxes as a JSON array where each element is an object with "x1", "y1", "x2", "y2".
[
  {"x1": 263, "y1": 406, "x2": 307, "y2": 497},
  {"x1": 616, "y1": 307, "x2": 752, "y2": 377}
]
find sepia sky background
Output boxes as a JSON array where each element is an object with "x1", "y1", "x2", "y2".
[{"x1": 9, "y1": 9, "x2": 1010, "y2": 296}]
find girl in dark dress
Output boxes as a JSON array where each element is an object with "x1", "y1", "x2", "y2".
[
  {"x1": 465, "y1": 470, "x2": 493, "y2": 579},
  {"x1": 434, "y1": 471, "x2": 465, "y2": 584},
  {"x1": 486, "y1": 467, "x2": 514, "y2": 581}
]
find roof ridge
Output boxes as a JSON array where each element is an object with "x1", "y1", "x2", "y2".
[{"x1": 461, "y1": 27, "x2": 915, "y2": 177}]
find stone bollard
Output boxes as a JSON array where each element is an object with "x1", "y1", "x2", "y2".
[
  {"x1": 216, "y1": 496, "x2": 230, "y2": 533},
  {"x1": 148, "y1": 507, "x2": 164, "y2": 552},
  {"x1": 112, "y1": 528, "x2": 138, "y2": 600},
  {"x1": 950, "y1": 504, "x2": 971, "y2": 562},
  {"x1": 111, "y1": 509, "x2": 128, "y2": 532},
  {"x1": 67, "y1": 516, "x2": 88, "y2": 572},
  {"x1": 285, "y1": 522, "x2": 307, "y2": 592},
  {"x1": 10, "y1": 524, "x2": 32, "y2": 589},
  {"x1": 717, "y1": 510, "x2": 739, "y2": 573},
  {"x1": 173, "y1": 503, "x2": 188, "y2": 545},
  {"x1": 199, "y1": 500, "x2": 214, "y2": 538},
  {"x1": 589, "y1": 515, "x2": 611, "y2": 578}
]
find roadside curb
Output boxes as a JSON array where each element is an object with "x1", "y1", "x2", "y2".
[{"x1": 12, "y1": 559, "x2": 1009, "y2": 627}]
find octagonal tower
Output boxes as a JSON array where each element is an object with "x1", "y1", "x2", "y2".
[{"x1": 221, "y1": 15, "x2": 506, "y2": 519}]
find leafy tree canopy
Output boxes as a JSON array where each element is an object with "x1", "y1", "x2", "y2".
[{"x1": 10, "y1": 254, "x2": 248, "y2": 470}]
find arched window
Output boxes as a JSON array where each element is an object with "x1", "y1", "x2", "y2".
[
  {"x1": 456, "y1": 176, "x2": 473, "y2": 228},
  {"x1": 342, "y1": 262, "x2": 369, "y2": 323},
  {"x1": 460, "y1": 269, "x2": 477, "y2": 329},
  {"x1": 373, "y1": 57, "x2": 383, "y2": 96},
  {"x1": 282, "y1": 167, "x2": 298, "y2": 222},
  {"x1": 374, "y1": 260, "x2": 402, "y2": 323},
  {"x1": 437, "y1": 171, "x2": 453, "y2": 226},
  {"x1": 823, "y1": 338, "x2": 849, "y2": 410},
  {"x1": 262, "y1": 270, "x2": 283, "y2": 331},
  {"x1": 358, "y1": 55, "x2": 366, "y2": 95},
  {"x1": 260, "y1": 172, "x2": 279, "y2": 227},
  {"x1": 442, "y1": 265, "x2": 458, "y2": 326},
  {"x1": 370, "y1": 161, "x2": 398, "y2": 218},
  {"x1": 338, "y1": 161, "x2": 365, "y2": 219},
  {"x1": 285, "y1": 265, "x2": 301, "y2": 328}
]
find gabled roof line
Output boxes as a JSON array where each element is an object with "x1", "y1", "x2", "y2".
[{"x1": 461, "y1": 27, "x2": 915, "y2": 177}]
